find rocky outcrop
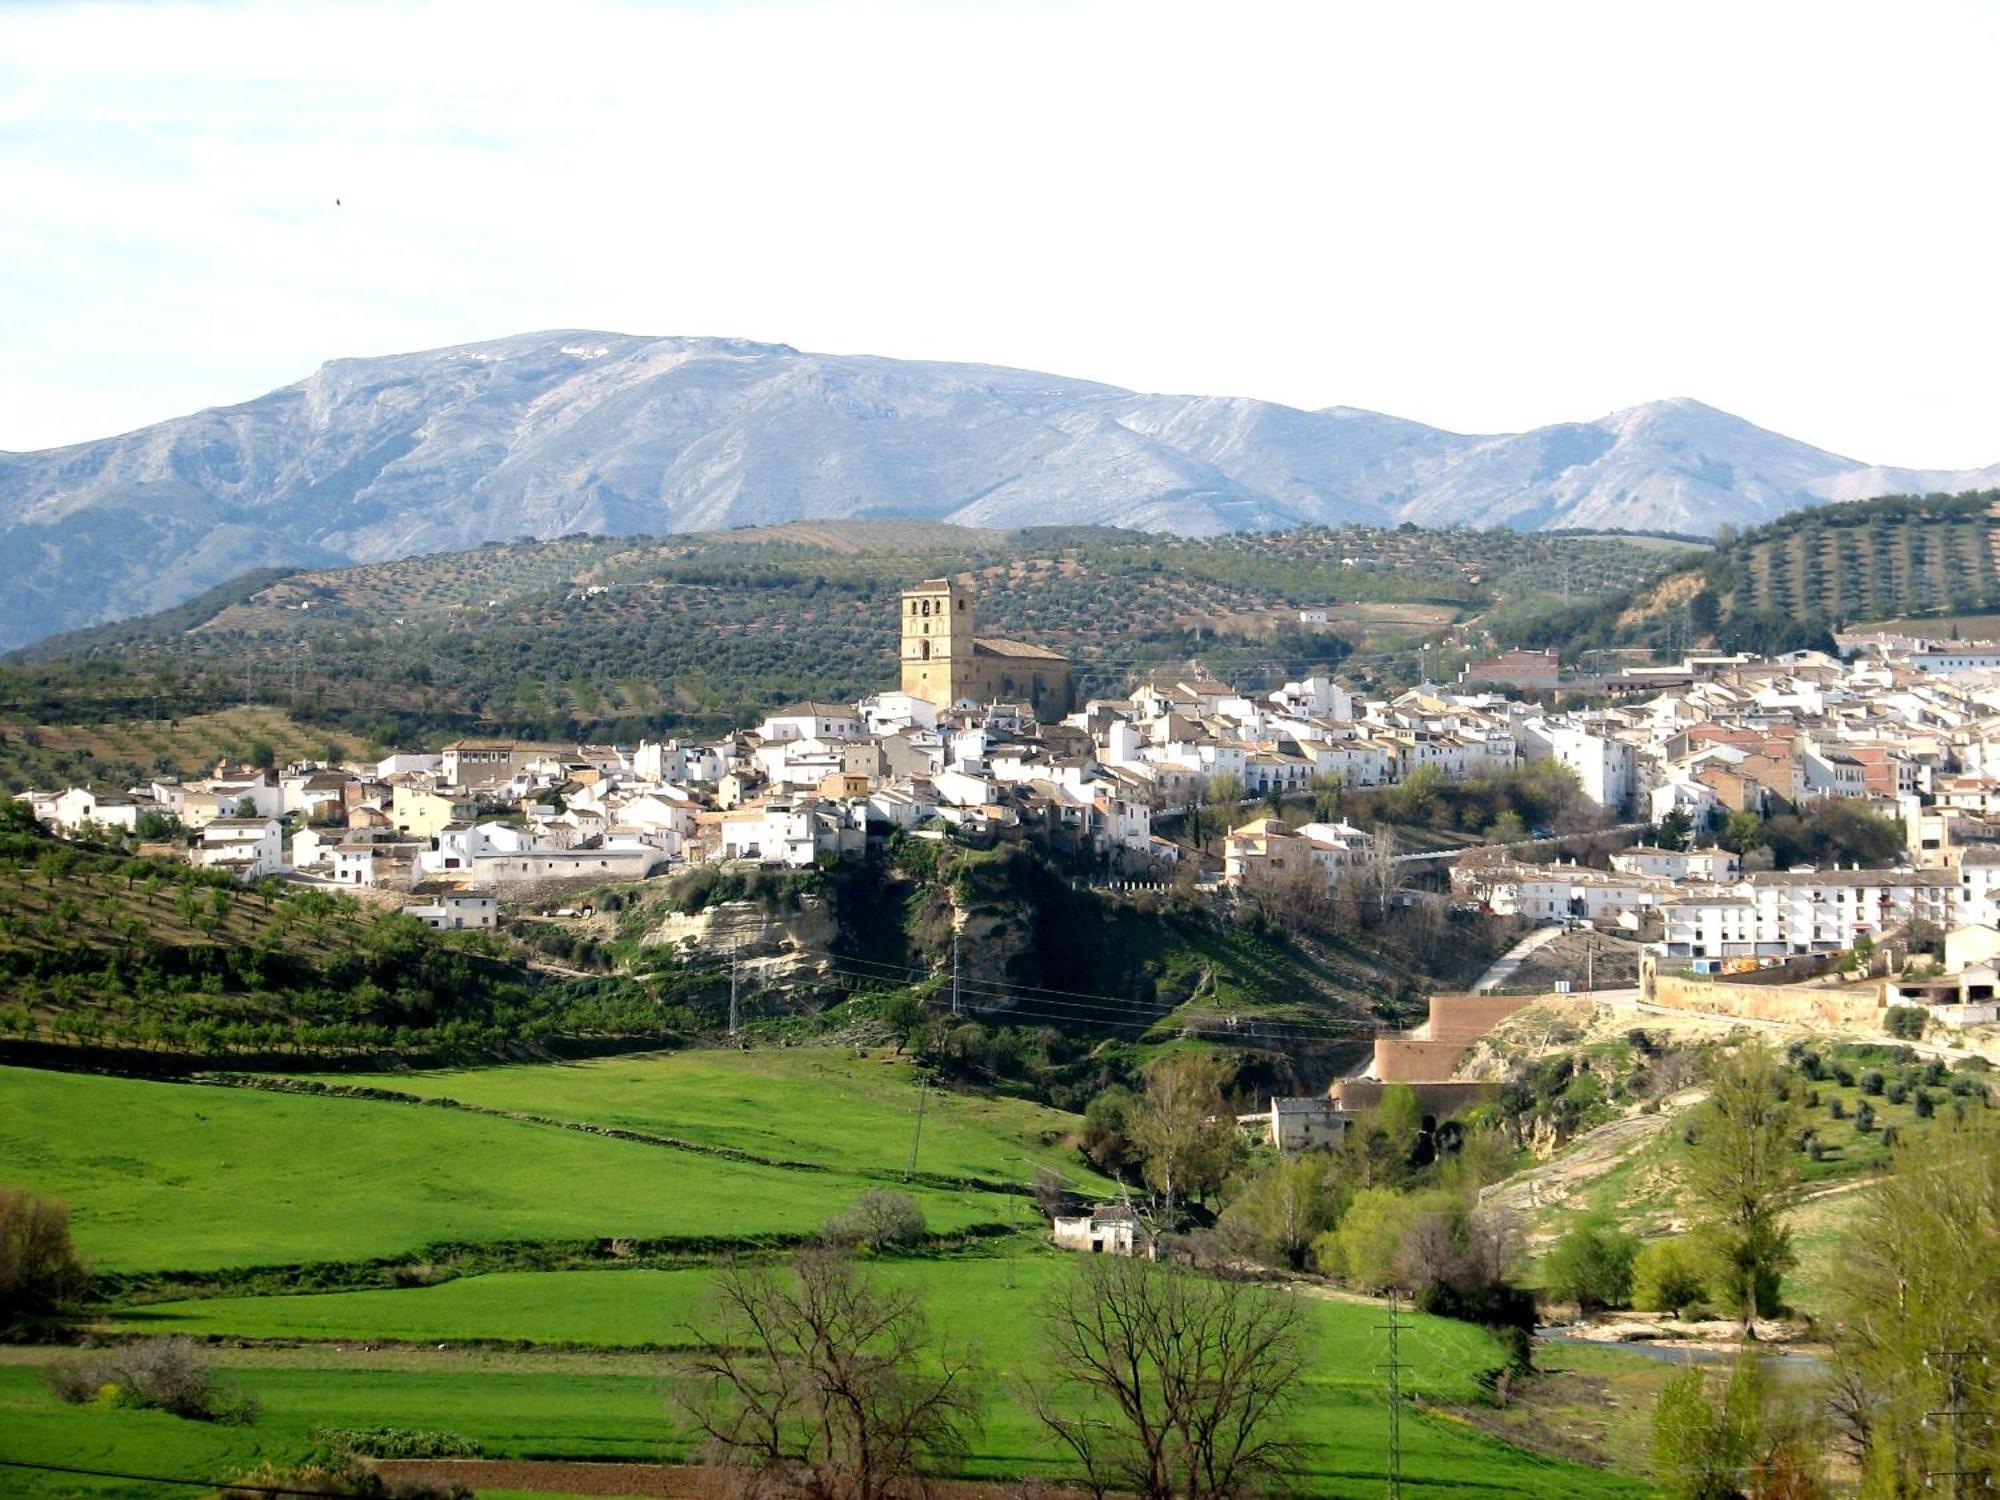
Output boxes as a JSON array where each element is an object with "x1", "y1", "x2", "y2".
[{"x1": 641, "y1": 897, "x2": 838, "y2": 982}]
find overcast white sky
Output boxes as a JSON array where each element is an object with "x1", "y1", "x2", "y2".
[{"x1": 3, "y1": 0, "x2": 1997, "y2": 464}]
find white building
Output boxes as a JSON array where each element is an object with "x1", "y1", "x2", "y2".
[
  {"x1": 401, "y1": 892, "x2": 499, "y2": 930},
  {"x1": 193, "y1": 818, "x2": 286, "y2": 880}
]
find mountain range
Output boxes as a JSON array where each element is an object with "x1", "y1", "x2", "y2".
[{"x1": 3, "y1": 328, "x2": 1995, "y2": 651}]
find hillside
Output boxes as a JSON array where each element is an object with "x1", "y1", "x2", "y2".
[
  {"x1": 1502, "y1": 489, "x2": 2000, "y2": 657},
  {"x1": 0, "y1": 804, "x2": 669, "y2": 1060},
  {"x1": 3, "y1": 328, "x2": 1991, "y2": 648},
  {"x1": 2, "y1": 519, "x2": 1697, "y2": 758}
]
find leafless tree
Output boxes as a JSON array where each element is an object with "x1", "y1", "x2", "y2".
[
  {"x1": 675, "y1": 1247, "x2": 983, "y2": 1500},
  {"x1": 1025, "y1": 1255, "x2": 1309, "y2": 1500}
]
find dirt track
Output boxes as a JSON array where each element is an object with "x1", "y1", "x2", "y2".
[{"x1": 377, "y1": 1459, "x2": 1097, "y2": 1499}]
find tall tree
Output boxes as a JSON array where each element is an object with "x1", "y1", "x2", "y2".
[
  {"x1": 1131, "y1": 1054, "x2": 1238, "y2": 1224},
  {"x1": 1681, "y1": 1040, "x2": 1801, "y2": 1331},
  {"x1": 676, "y1": 1247, "x2": 982, "y2": 1500},
  {"x1": 1831, "y1": 1121, "x2": 1999, "y2": 1494},
  {"x1": 1027, "y1": 1256, "x2": 1308, "y2": 1500}
]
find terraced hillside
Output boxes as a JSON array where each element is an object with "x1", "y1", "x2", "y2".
[
  {"x1": 0, "y1": 705, "x2": 370, "y2": 795},
  {"x1": 4, "y1": 521, "x2": 1697, "y2": 753},
  {"x1": 1505, "y1": 490, "x2": 2000, "y2": 657}
]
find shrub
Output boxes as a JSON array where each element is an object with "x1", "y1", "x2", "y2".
[
  {"x1": 1541, "y1": 1219, "x2": 1637, "y2": 1314},
  {"x1": 1884, "y1": 1006, "x2": 1928, "y2": 1041},
  {"x1": 218, "y1": 1457, "x2": 469, "y2": 1499},
  {"x1": 1885, "y1": 1080, "x2": 1908, "y2": 1106},
  {"x1": 0, "y1": 1186, "x2": 88, "y2": 1329},
  {"x1": 1631, "y1": 1238, "x2": 1708, "y2": 1315},
  {"x1": 1855, "y1": 1102, "x2": 1876, "y2": 1134},
  {"x1": 46, "y1": 1338, "x2": 257, "y2": 1423},
  {"x1": 1318, "y1": 1187, "x2": 1458, "y2": 1291},
  {"x1": 315, "y1": 1428, "x2": 483, "y2": 1459},
  {"x1": 821, "y1": 1189, "x2": 927, "y2": 1250},
  {"x1": 1914, "y1": 1089, "x2": 1935, "y2": 1119},
  {"x1": 1860, "y1": 1070, "x2": 1885, "y2": 1097}
]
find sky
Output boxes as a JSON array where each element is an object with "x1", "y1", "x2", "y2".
[{"x1": 3, "y1": 0, "x2": 1998, "y2": 465}]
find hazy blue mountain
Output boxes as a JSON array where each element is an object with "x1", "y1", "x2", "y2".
[{"x1": 2, "y1": 331, "x2": 1993, "y2": 649}]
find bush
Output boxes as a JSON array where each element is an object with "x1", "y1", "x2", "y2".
[
  {"x1": 1884, "y1": 1006, "x2": 1928, "y2": 1041},
  {"x1": 1860, "y1": 1070, "x2": 1885, "y2": 1097},
  {"x1": 1541, "y1": 1219, "x2": 1637, "y2": 1314},
  {"x1": 1885, "y1": 1080, "x2": 1909, "y2": 1106},
  {"x1": 1855, "y1": 1101, "x2": 1876, "y2": 1134},
  {"x1": 315, "y1": 1428, "x2": 483, "y2": 1459},
  {"x1": 218, "y1": 1457, "x2": 469, "y2": 1499},
  {"x1": 821, "y1": 1189, "x2": 927, "y2": 1250},
  {"x1": 1914, "y1": 1089, "x2": 1935, "y2": 1119},
  {"x1": 1631, "y1": 1238, "x2": 1708, "y2": 1315},
  {"x1": 1318, "y1": 1187, "x2": 1457, "y2": 1290},
  {"x1": 0, "y1": 1185, "x2": 88, "y2": 1328},
  {"x1": 47, "y1": 1338, "x2": 257, "y2": 1423}
]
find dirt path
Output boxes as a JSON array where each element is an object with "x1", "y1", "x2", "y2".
[
  {"x1": 1471, "y1": 925, "x2": 1566, "y2": 994},
  {"x1": 377, "y1": 1460, "x2": 1097, "y2": 1499},
  {"x1": 1479, "y1": 1100, "x2": 1690, "y2": 1221}
]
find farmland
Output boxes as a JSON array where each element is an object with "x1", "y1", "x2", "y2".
[
  {"x1": 0, "y1": 1052, "x2": 1668, "y2": 1500},
  {"x1": 1, "y1": 520, "x2": 1697, "y2": 758},
  {"x1": 4, "y1": 1258, "x2": 1654, "y2": 1500},
  {"x1": 0, "y1": 1065, "x2": 1024, "y2": 1275},
  {"x1": 295, "y1": 1049, "x2": 1117, "y2": 1189},
  {"x1": 0, "y1": 705, "x2": 372, "y2": 800}
]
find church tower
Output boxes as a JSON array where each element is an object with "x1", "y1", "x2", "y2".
[{"x1": 900, "y1": 577, "x2": 973, "y2": 706}]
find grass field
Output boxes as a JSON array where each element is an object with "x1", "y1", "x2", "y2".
[
  {"x1": 0, "y1": 1050, "x2": 1665, "y2": 1499},
  {"x1": 10, "y1": 1262, "x2": 1652, "y2": 1500},
  {"x1": 0, "y1": 1067, "x2": 1024, "y2": 1273},
  {"x1": 300, "y1": 1049, "x2": 1116, "y2": 1189},
  {"x1": 107, "y1": 1260, "x2": 1504, "y2": 1381}
]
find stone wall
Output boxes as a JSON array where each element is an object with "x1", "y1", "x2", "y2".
[
  {"x1": 1645, "y1": 967, "x2": 1884, "y2": 1028},
  {"x1": 1370, "y1": 1036, "x2": 1477, "y2": 1081},
  {"x1": 1421, "y1": 992, "x2": 1538, "y2": 1044}
]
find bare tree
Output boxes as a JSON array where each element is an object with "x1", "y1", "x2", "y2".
[
  {"x1": 1026, "y1": 1255, "x2": 1308, "y2": 1500},
  {"x1": 676, "y1": 1248, "x2": 983, "y2": 1500}
]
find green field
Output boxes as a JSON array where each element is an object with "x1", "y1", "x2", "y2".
[
  {"x1": 0, "y1": 1054, "x2": 1661, "y2": 1499},
  {"x1": 8, "y1": 1261, "x2": 1648, "y2": 1500},
  {"x1": 300, "y1": 1049, "x2": 1115, "y2": 1190},
  {"x1": 0, "y1": 1066, "x2": 1024, "y2": 1273}
]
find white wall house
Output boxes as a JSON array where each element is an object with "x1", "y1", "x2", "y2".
[{"x1": 194, "y1": 818, "x2": 286, "y2": 880}]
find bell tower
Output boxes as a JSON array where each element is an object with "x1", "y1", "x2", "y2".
[{"x1": 900, "y1": 577, "x2": 973, "y2": 706}]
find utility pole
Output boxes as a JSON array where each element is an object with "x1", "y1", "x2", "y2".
[
  {"x1": 904, "y1": 1073, "x2": 929, "y2": 1182},
  {"x1": 1585, "y1": 931, "x2": 1594, "y2": 993},
  {"x1": 951, "y1": 932, "x2": 961, "y2": 1017},
  {"x1": 1924, "y1": 1346, "x2": 1986, "y2": 1500},
  {"x1": 1378, "y1": 1289, "x2": 1407, "y2": 1500},
  {"x1": 728, "y1": 940, "x2": 739, "y2": 1037}
]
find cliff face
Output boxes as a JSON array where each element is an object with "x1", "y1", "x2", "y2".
[{"x1": 642, "y1": 897, "x2": 840, "y2": 984}]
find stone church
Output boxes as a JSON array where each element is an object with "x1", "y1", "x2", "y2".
[{"x1": 899, "y1": 577, "x2": 1073, "y2": 720}]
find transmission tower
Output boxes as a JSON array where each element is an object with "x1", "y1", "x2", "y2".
[
  {"x1": 904, "y1": 1073, "x2": 929, "y2": 1182},
  {"x1": 1377, "y1": 1289, "x2": 1408, "y2": 1500},
  {"x1": 1925, "y1": 1346, "x2": 1990, "y2": 1500},
  {"x1": 727, "y1": 940, "x2": 739, "y2": 1036}
]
